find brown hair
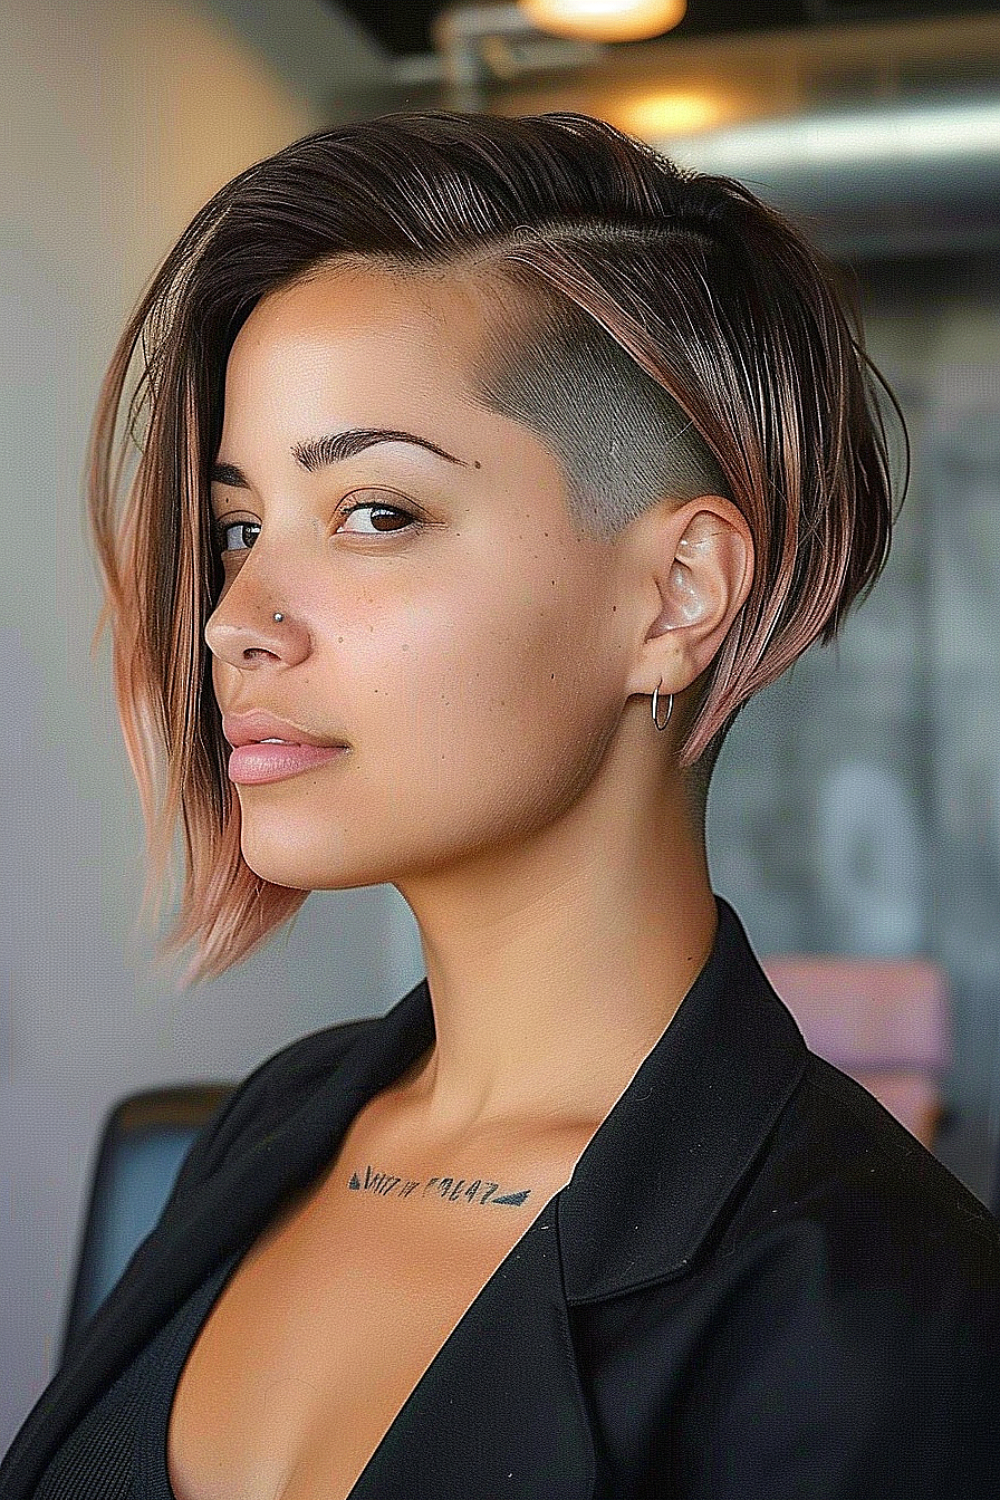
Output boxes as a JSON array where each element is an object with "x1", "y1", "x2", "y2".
[{"x1": 86, "y1": 109, "x2": 907, "y2": 989}]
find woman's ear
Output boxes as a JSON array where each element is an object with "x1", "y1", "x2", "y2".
[{"x1": 626, "y1": 495, "x2": 755, "y2": 702}]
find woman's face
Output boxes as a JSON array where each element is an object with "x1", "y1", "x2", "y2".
[{"x1": 205, "y1": 263, "x2": 645, "y2": 893}]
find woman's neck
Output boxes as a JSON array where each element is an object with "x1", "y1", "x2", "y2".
[{"x1": 392, "y1": 790, "x2": 718, "y2": 1140}]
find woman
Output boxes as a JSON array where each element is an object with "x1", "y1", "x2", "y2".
[{"x1": 3, "y1": 109, "x2": 998, "y2": 1500}]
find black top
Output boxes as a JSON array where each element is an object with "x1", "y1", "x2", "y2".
[
  {"x1": 33, "y1": 1249, "x2": 243, "y2": 1500},
  {"x1": 4, "y1": 894, "x2": 1000, "y2": 1500}
]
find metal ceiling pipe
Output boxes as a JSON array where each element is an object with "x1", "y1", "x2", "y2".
[{"x1": 428, "y1": 2, "x2": 605, "y2": 110}]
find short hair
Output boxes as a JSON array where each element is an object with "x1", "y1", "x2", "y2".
[{"x1": 86, "y1": 109, "x2": 907, "y2": 989}]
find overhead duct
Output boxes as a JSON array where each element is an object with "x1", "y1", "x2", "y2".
[{"x1": 412, "y1": 7, "x2": 1000, "y2": 259}]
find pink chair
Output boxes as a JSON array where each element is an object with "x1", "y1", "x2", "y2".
[{"x1": 759, "y1": 954, "x2": 953, "y2": 1151}]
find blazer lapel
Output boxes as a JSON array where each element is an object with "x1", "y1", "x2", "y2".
[
  {"x1": 348, "y1": 1190, "x2": 596, "y2": 1500},
  {"x1": 558, "y1": 894, "x2": 811, "y2": 1301}
]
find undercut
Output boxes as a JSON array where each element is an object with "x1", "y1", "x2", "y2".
[{"x1": 464, "y1": 267, "x2": 732, "y2": 541}]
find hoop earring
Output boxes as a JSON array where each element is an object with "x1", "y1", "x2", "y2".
[{"x1": 651, "y1": 681, "x2": 674, "y2": 732}]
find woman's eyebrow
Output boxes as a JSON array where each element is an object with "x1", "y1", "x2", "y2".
[{"x1": 209, "y1": 426, "x2": 469, "y2": 488}]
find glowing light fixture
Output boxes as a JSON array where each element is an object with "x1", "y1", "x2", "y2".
[
  {"x1": 518, "y1": 0, "x2": 687, "y2": 44},
  {"x1": 623, "y1": 90, "x2": 728, "y2": 138}
]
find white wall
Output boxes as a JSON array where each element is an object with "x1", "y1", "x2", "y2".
[{"x1": 0, "y1": 0, "x2": 424, "y2": 1451}]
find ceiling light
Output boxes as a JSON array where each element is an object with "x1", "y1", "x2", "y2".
[
  {"x1": 518, "y1": 0, "x2": 686, "y2": 44},
  {"x1": 622, "y1": 90, "x2": 728, "y2": 138}
]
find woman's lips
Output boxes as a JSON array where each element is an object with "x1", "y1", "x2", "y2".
[{"x1": 227, "y1": 742, "x2": 348, "y2": 784}]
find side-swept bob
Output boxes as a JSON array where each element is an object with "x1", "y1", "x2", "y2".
[{"x1": 86, "y1": 109, "x2": 907, "y2": 989}]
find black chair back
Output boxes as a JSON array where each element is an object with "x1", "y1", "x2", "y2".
[{"x1": 58, "y1": 1084, "x2": 234, "y2": 1371}]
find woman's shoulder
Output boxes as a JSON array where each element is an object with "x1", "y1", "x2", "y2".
[
  {"x1": 245, "y1": 1013, "x2": 378, "y2": 1105},
  {"x1": 627, "y1": 1054, "x2": 1000, "y2": 1497},
  {"x1": 733, "y1": 1049, "x2": 1000, "y2": 1294},
  {"x1": 163, "y1": 1012, "x2": 378, "y2": 1211}
]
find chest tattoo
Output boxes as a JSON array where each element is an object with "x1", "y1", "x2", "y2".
[{"x1": 348, "y1": 1162, "x2": 532, "y2": 1208}]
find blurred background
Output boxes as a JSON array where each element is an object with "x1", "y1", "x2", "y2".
[{"x1": 3, "y1": 0, "x2": 1000, "y2": 1453}]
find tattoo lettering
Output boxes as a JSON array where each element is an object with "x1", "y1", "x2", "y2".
[{"x1": 348, "y1": 1163, "x2": 531, "y2": 1207}]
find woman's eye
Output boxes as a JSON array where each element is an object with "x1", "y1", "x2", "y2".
[
  {"x1": 335, "y1": 498, "x2": 422, "y2": 537},
  {"x1": 211, "y1": 497, "x2": 421, "y2": 555},
  {"x1": 212, "y1": 518, "x2": 259, "y2": 555}
]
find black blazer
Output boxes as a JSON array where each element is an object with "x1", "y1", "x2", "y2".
[{"x1": 3, "y1": 894, "x2": 999, "y2": 1499}]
